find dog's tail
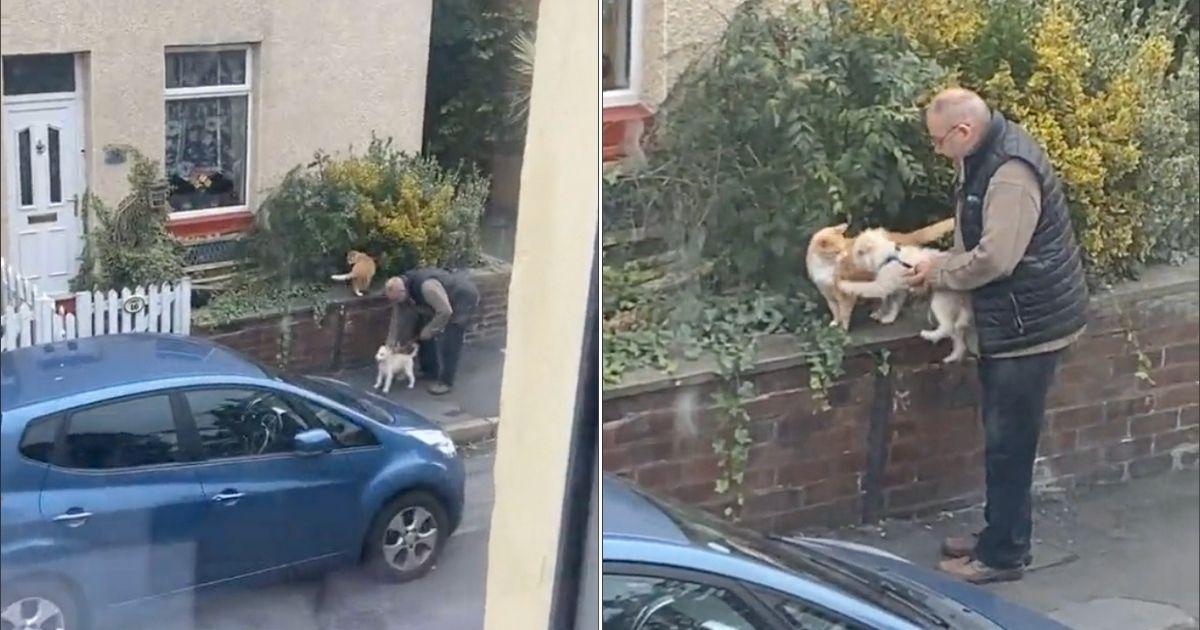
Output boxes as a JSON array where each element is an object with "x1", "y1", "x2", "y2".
[{"x1": 889, "y1": 217, "x2": 955, "y2": 246}]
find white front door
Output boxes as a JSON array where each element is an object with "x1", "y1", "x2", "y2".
[{"x1": 4, "y1": 99, "x2": 84, "y2": 296}]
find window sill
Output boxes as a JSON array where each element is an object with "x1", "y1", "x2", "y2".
[
  {"x1": 603, "y1": 102, "x2": 654, "y2": 162},
  {"x1": 167, "y1": 207, "x2": 254, "y2": 239}
]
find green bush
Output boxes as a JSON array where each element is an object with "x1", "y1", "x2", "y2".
[
  {"x1": 1139, "y1": 33, "x2": 1200, "y2": 264},
  {"x1": 607, "y1": 1, "x2": 952, "y2": 295},
  {"x1": 72, "y1": 146, "x2": 186, "y2": 292},
  {"x1": 248, "y1": 136, "x2": 487, "y2": 284}
]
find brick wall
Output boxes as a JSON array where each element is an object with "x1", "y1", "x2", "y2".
[
  {"x1": 602, "y1": 263, "x2": 1199, "y2": 533},
  {"x1": 195, "y1": 266, "x2": 510, "y2": 373}
]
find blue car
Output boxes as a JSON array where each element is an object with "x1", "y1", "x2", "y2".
[
  {"x1": 0, "y1": 333, "x2": 465, "y2": 630},
  {"x1": 603, "y1": 475, "x2": 1068, "y2": 630}
]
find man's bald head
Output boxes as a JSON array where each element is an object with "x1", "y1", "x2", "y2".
[
  {"x1": 385, "y1": 276, "x2": 409, "y2": 302},
  {"x1": 925, "y1": 88, "x2": 992, "y2": 160}
]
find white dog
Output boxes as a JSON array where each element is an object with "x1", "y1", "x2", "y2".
[
  {"x1": 374, "y1": 343, "x2": 418, "y2": 393},
  {"x1": 836, "y1": 228, "x2": 974, "y2": 363}
]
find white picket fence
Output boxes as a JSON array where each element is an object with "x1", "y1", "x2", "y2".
[
  {"x1": 0, "y1": 259, "x2": 192, "y2": 352},
  {"x1": 1, "y1": 257, "x2": 43, "y2": 312}
]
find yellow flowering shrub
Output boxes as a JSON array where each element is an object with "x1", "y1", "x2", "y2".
[
  {"x1": 849, "y1": 0, "x2": 985, "y2": 54},
  {"x1": 250, "y1": 136, "x2": 487, "y2": 282},
  {"x1": 844, "y1": 0, "x2": 1195, "y2": 280}
]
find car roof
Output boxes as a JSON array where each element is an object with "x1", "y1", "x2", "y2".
[
  {"x1": 601, "y1": 474, "x2": 691, "y2": 545},
  {"x1": 0, "y1": 333, "x2": 267, "y2": 413}
]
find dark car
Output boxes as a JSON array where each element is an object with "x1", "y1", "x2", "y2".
[
  {"x1": 1, "y1": 333, "x2": 465, "y2": 630},
  {"x1": 602, "y1": 474, "x2": 1068, "y2": 629}
]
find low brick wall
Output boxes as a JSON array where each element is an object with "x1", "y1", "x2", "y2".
[
  {"x1": 195, "y1": 266, "x2": 510, "y2": 372},
  {"x1": 602, "y1": 261, "x2": 1199, "y2": 533}
]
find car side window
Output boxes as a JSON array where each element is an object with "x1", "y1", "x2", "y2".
[
  {"x1": 184, "y1": 388, "x2": 320, "y2": 459},
  {"x1": 62, "y1": 395, "x2": 182, "y2": 469},
  {"x1": 288, "y1": 396, "x2": 379, "y2": 448},
  {"x1": 751, "y1": 586, "x2": 867, "y2": 630},
  {"x1": 18, "y1": 415, "x2": 61, "y2": 463},
  {"x1": 603, "y1": 573, "x2": 768, "y2": 629}
]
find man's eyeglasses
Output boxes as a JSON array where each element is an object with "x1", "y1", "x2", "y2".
[{"x1": 932, "y1": 123, "x2": 967, "y2": 149}]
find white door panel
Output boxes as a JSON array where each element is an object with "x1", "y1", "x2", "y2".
[{"x1": 4, "y1": 99, "x2": 83, "y2": 295}]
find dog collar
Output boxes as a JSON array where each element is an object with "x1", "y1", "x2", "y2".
[{"x1": 882, "y1": 246, "x2": 913, "y2": 270}]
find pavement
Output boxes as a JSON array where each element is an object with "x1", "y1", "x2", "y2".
[
  {"x1": 321, "y1": 337, "x2": 505, "y2": 446},
  {"x1": 149, "y1": 445, "x2": 496, "y2": 630},
  {"x1": 808, "y1": 469, "x2": 1200, "y2": 630}
]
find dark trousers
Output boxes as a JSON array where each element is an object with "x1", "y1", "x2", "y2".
[
  {"x1": 418, "y1": 322, "x2": 467, "y2": 386},
  {"x1": 974, "y1": 349, "x2": 1062, "y2": 568}
]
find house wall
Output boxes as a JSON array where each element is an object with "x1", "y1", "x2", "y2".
[
  {"x1": 636, "y1": 0, "x2": 807, "y2": 107},
  {"x1": 1, "y1": 0, "x2": 432, "y2": 257},
  {"x1": 603, "y1": 262, "x2": 1200, "y2": 532},
  {"x1": 638, "y1": 0, "x2": 745, "y2": 106}
]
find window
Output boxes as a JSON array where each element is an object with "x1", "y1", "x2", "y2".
[
  {"x1": 19, "y1": 415, "x2": 62, "y2": 463},
  {"x1": 48, "y1": 126, "x2": 61, "y2": 203},
  {"x1": 18, "y1": 128, "x2": 33, "y2": 206},
  {"x1": 602, "y1": 574, "x2": 767, "y2": 629},
  {"x1": 2, "y1": 54, "x2": 75, "y2": 96},
  {"x1": 62, "y1": 396, "x2": 182, "y2": 469},
  {"x1": 288, "y1": 396, "x2": 379, "y2": 448},
  {"x1": 184, "y1": 388, "x2": 319, "y2": 459},
  {"x1": 752, "y1": 587, "x2": 867, "y2": 630},
  {"x1": 603, "y1": 0, "x2": 640, "y2": 100},
  {"x1": 163, "y1": 47, "x2": 251, "y2": 213}
]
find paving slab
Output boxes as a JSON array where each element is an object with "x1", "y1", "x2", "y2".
[
  {"x1": 803, "y1": 471, "x2": 1200, "y2": 624},
  {"x1": 318, "y1": 337, "x2": 504, "y2": 445}
]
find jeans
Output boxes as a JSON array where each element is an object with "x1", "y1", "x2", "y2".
[
  {"x1": 418, "y1": 322, "x2": 468, "y2": 386},
  {"x1": 974, "y1": 349, "x2": 1062, "y2": 569}
]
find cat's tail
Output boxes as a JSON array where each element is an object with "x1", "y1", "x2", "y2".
[
  {"x1": 890, "y1": 217, "x2": 955, "y2": 246},
  {"x1": 331, "y1": 273, "x2": 353, "y2": 281}
]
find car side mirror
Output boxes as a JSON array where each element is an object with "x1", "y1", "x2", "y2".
[{"x1": 294, "y1": 428, "x2": 335, "y2": 457}]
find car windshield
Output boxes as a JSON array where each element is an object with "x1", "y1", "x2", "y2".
[
  {"x1": 287, "y1": 374, "x2": 395, "y2": 426},
  {"x1": 624, "y1": 483, "x2": 945, "y2": 627},
  {"x1": 243, "y1": 353, "x2": 394, "y2": 425}
]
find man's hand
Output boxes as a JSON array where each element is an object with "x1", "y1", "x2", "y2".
[
  {"x1": 418, "y1": 328, "x2": 436, "y2": 341},
  {"x1": 907, "y1": 259, "x2": 934, "y2": 288}
]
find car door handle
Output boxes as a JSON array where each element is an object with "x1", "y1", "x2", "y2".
[
  {"x1": 212, "y1": 491, "x2": 245, "y2": 503},
  {"x1": 52, "y1": 510, "x2": 93, "y2": 527}
]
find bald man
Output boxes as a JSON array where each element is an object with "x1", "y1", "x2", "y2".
[
  {"x1": 384, "y1": 269, "x2": 481, "y2": 395},
  {"x1": 907, "y1": 88, "x2": 1088, "y2": 583}
]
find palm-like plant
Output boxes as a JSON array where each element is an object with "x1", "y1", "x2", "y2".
[{"x1": 506, "y1": 29, "x2": 536, "y2": 126}]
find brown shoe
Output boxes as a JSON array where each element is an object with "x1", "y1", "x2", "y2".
[
  {"x1": 937, "y1": 557, "x2": 1023, "y2": 584},
  {"x1": 940, "y1": 534, "x2": 978, "y2": 558}
]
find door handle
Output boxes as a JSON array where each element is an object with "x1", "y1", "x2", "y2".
[
  {"x1": 52, "y1": 510, "x2": 93, "y2": 527},
  {"x1": 212, "y1": 490, "x2": 245, "y2": 503}
]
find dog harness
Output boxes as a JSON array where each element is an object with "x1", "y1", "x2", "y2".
[{"x1": 881, "y1": 245, "x2": 913, "y2": 270}]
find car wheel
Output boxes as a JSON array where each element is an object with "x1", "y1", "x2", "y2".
[
  {"x1": 0, "y1": 580, "x2": 84, "y2": 630},
  {"x1": 364, "y1": 491, "x2": 449, "y2": 583}
]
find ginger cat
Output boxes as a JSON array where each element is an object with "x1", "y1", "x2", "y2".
[
  {"x1": 806, "y1": 218, "x2": 955, "y2": 329},
  {"x1": 331, "y1": 250, "x2": 377, "y2": 296}
]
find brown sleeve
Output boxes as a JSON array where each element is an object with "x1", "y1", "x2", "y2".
[
  {"x1": 387, "y1": 302, "x2": 420, "y2": 348},
  {"x1": 418, "y1": 280, "x2": 453, "y2": 338},
  {"x1": 386, "y1": 301, "x2": 401, "y2": 346},
  {"x1": 931, "y1": 159, "x2": 1041, "y2": 291}
]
